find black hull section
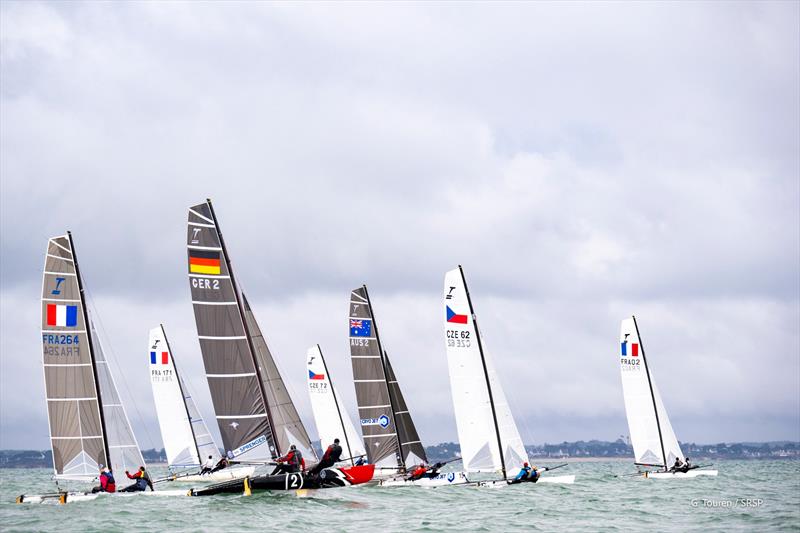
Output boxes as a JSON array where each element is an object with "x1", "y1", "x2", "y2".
[{"x1": 190, "y1": 465, "x2": 375, "y2": 496}]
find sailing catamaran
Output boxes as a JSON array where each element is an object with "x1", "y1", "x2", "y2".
[
  {"x1": 307, "y1": 344, "x2": 367, "y2": 466},
  {"x1": 619, "y1": 316, "x2": 717, "y2": 479},
  {"x1": 148, "y1": 324, "x2": 254, "y2": 482},
  {"x1": 444, "y1": 266, "x2": 574, "y2": 487},
  {"x1": 349, "y1": 285, "x2": 468, "y2": 487},
  {"x1": 18, "y1": 233, "x2": 184, "y2": 504},
  {"x1": 185, "y1": 200, "x2": 373, "y2": 495}
]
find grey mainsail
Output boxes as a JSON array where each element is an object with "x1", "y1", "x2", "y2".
[
  {"x1": 41, "y1": 234, "x2": 107, "y2": 480},
  {"x1": 187, "y1": 201, "x2": 277, "y2": 462},
  {"x1": 349, "y1": 286, "x2": 399, "y2": 467},
  {"x1": 242, "y1": 294, "x2": 317, "y2": 461},
  {"x1": 384, "y1": 353, "x2": 428, "y2": 466},
  {"x1": 349, "y1": 286, "x2": 427, "y2": 469}
]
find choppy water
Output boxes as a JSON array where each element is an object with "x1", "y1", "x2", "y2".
[{"x1": 1, "y1": 460, "x2": 798, "y2": 532}]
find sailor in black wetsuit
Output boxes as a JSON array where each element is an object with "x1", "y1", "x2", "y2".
[
  {"x1": 669, "y1": 457, "x2": 685, "y2": 473},
  {"x1": 310, "y1": 439, "x2": 343, "y2": 475}
]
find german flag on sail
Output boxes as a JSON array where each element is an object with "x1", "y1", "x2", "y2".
[{"x1": 189, "y1": 249, "x2": 221, "y2": 275}]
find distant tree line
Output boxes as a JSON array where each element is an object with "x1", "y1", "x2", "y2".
[{"x1": 1, "y1": 441, "x2": 797, "y2": 468}]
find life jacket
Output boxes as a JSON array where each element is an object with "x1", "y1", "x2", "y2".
[{"x1": 101, "y1": 471, "x2": 116, "y2": 492}]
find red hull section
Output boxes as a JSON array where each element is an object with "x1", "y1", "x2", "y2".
[{"x1": 340, "y1": 464, "x2": 375, "y2": 485}]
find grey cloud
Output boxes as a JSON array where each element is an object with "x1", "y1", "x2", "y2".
[{"x1": 1, "y1": 2, "x2": 798, "y2": 449}]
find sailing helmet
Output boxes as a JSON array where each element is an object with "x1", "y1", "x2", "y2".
[
  {"x1": 290, "y1": 444, "x2": 297, "y2": 450},
  {"x1": 334, "y1": 438, "x2": 340, "y2": 444},
  {"x1": 524, "y1": 462, "x2": 529, "y2": 467}
]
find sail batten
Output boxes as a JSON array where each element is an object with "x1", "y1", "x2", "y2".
[{"x1": 619, "y1": 317, "x2": 684, "y2": 470}]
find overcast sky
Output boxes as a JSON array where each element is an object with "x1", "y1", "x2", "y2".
[{"x1": 1, "y1": 2, "x2": 798, "y2": 452}]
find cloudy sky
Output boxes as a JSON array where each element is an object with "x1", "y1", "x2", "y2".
[{"x1": 1, "y1": 2, "x2": 798, "y2": 452}]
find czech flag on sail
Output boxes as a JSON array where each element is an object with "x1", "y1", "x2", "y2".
[
  {"x1": 308, "y1": 369, "x2": 325, "y2": 380},
  {"x1": 621, "y1": 342, "x2": 639, "y2": 357},
  {"x1": 446, "y1": 306, "x2": 468, "y2": 324},
  {"x1": 151, "y1": 351, "x2": 169, "y2": 365},
  {"x1": 188, "y1": 249, "x2": 221, "y2": 275},
  {"x1": 350, "y1": 318, "x2": 372, "y2": 337},
  {"x1": 46, "y1": 304, "x2": 78, "y2": 327}
]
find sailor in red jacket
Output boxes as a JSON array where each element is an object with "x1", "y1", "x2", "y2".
[
  {"x1": 91, "y1": 466, "x2": 116, "y2": 493},
  {"x1": 407, "y1": 462, "x2": 428, "y2": 481},
  {"x1": 120, "y1": 466, "x2": 154, "y2": 492},
  {"x1": 271, "y1": 445, "x2": 305, "y2": 475}
]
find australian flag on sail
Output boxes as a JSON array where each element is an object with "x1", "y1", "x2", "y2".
[{"x1": 350, "y1": 318, "x2": 372, "y2": 337}]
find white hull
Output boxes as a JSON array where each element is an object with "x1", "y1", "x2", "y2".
[
  {"x1": 378, "y1": 472, "x2": 470, "y2": 487},
  {"x1": 478, "y1": 474, "x2": 576, "y2": 488},
  {"x1": 166, "y1": 466, "x2": 255, "y2": 483},
  {"x1": 646, "y1": 469, "x2": 718, "y2": 479},
  {"x1": 17, "y1": 489, "x2": 188, "y2": 504}
]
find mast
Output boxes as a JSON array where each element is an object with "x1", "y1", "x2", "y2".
[
  {"x1": 632, "y1": 315, "x2": 667, "y2": 471},
  {"x1": 67, "y1": 231, "x2": 111, "y2": 470},
  {"x1": 317, "y1": 345, "x2": 354, "y2": 466},
  {"x1": 161, "y1": 324, "x2": 201, "y2": 465},
  {"x1": 362, "y1": 285, "x2": 405, "y2": 469},
  {"x1": 459, "y1": 265, "x2": 506, "y2": 479},
  {"x1": 205, "y1": 199, "x2": 279, "y2": 457}
]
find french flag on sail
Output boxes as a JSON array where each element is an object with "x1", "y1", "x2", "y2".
[
  {"x1": 308, "y1": 370, "x2": 325, "y2": 380},
  {"x1": 621, "y1": 342, "x2": 639, "y2": 357},
  {"x1": 151, "y1": 351, "x2": 169, "y2": 365},
  {"x1": 46, "y1": 304, "x2": 78, "y2": 327}
]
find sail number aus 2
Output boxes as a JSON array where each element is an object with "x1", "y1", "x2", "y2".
[
  {"x1": 446, "y1": 330, "x2": 471, "y2": 348},
  {"x1": 350, "y1": 338, "x2": 370, "y2": 347}
]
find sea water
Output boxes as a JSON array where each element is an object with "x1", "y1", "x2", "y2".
[{"x1": 1, "y1": 460, "x2": 798, "y2": 532}]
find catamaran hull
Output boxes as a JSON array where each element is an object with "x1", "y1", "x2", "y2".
[
  {"x1": 16, "y1": 489, "x2": 188, "y2": 504},
  {"x1": 167, "y1": 466, "x2": 256, "y2": 483},
  {"x1": 190, "y1": 465, "x2": 375, "y2": 496},
  {"x1": 378, "y1": 471, "x2": 470, "y2": 487},
  {"x1": 478, "y1": 475, "x2": 576, "y2": 487},
  {"x1": 646, "y1": 470, "x2": 718, "y2": 479}
]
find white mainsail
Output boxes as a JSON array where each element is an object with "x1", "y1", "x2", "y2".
[
  {"x1": 444, "y1": 267, "x2": 528, "y2": 478},
  {"x1": 619, "y1": 317, "x2": 684, "y2": 469},
  {"x1": 306, "y1": 345, "x2": 366, "y2": 465},
  {"x1": 149, "y1": 325, "x2": 220, "y2": 470}
]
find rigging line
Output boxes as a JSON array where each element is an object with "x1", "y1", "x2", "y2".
[{"x1": 83, "y1": 288, "x2": 158, "y2": 453}]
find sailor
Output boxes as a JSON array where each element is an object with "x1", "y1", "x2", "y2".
[
  {"x1": 510, "y1": 462, "x2": 532, "y2": 484},
  {"x1": 121, "y1": 466, "x2": 154, "y2": 492},
  {"x1": 420, "y1": 461, "x2": 445, "y2": 479},
  {"x1": 527, "y1": 465, "x2": 544, "y2": 483},
  {"x1": 681, "y1": 457, "x2": 694, "y2": 473},
  {"x1": 210, "y1": 455, "x2": 229, "y2": 473},
  {"x1": 200, "y1": 455, "x2": 215, "y2": 475},
  {"x1": 91, "y1": 466, "x2": 116, "y2": 493},
  {"x1": 272, "y1": 444, "x2": 304, "y2": 475},
  {"x1": 310, "y1": 438, "x2": 343, "y2": 474},
  {"x1": 354, "y1": 456, "x2": 366, "y2": 466},
  {"x1": 669, "y1": 457, "x2": 685, "y2": 473},
  {"x1": 407, "y1": 462, "x2": 428, "y2": 481}
]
